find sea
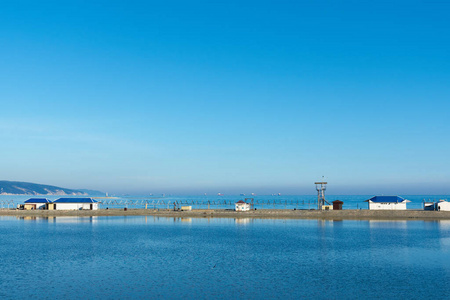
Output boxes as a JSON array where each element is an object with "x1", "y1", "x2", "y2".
[{"x1": 1, "y1": 195, "x2": 450, "y2": 299}]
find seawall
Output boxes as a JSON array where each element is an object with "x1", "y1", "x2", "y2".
[{"x1": 2, "y1": 209, "x2": 450, "y2": 220}]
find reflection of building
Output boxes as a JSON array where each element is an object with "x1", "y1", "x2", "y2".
[
  {"x1": 365, "y1": 196, "x2": 410, "y2": 210},
  {"x1": 51, "y1": 216, "x2": 98, "y2": 223},
  {"x1": 438, "y1": 220, "x2": 450, "y2": 229},
  {"x1": 235, "y1": 218, "x2": 251, "y2": 224},
  {"x1": 369, "y1": 220, "x2": 407, "y2": 229},
  {"x1": 20, "y1": 198, "x2": 51, "y2": 210},
  {"x1": 235, "y1": 200, "x2": 250, "y2": 211},
  {"x1": 49, "y1": 198, "x2": 99, "y2": 210}
]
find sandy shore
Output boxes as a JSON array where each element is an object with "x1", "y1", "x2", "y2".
[{"x1": 2, "y1": 208, "x2": 450, "y2": 220}]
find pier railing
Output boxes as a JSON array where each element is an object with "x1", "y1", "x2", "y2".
[
  {"x1": 97, "y1": 198, "x2": 319, "y2": 210},
  {"x1": 0, "y1": 198, "x2": 378, "y2": 210},
  {"x1": 0, "y1": 200, "x2": 15, "y2": 209}
]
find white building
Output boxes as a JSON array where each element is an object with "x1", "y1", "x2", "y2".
[
  {"x1": 21, "y1": 198, "x2": 52, "y2": 210},
  {"x1": 235, "y1": 200, "x2": 251, "y2": 211},
  {"x1": 49, "y1": 198, "x2": 99, "y2": 210},
  {"x1": 423, "y1": 200, "x2": 450, "y2": 211},
  {"x1": 365, "y1": 196, "x2": 410, "y2": 210},
  {"x1": 436, "y1": 200, "x2": 450, "y2": 211},
  {"x1": 424, "y1": 202, "x2": 436, "y2": 211}
]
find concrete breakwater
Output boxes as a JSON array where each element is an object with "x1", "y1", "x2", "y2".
[{"x1": 2, "y1": 209, "x2": 450, "y2": 220}]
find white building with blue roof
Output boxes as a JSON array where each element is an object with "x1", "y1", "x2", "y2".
[
  {"x1": 50, "y1": 198, "x2": 99, "y2": 210},
  {"x1": 21, "y1": 198, "x2": 52, "y2": 210},
  {"x1": 365, "y1": 196, "x2": 410, "y2": 210}
]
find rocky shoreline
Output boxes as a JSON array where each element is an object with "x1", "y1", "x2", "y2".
[{"x1": 2, "y1": 209, "x2": 450, "y2": 220}]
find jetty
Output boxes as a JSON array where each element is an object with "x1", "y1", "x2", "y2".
[{"x1": 2, "y1": 208, "x2": 450, "y2": 221}]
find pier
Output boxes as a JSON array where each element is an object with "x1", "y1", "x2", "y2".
[{"x1": 3, "y1": 208, "x2": 450, "y2": 221}]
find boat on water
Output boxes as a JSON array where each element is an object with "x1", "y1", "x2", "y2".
[{"x1": 217, "y1": 193, "x2": 224, "y2": 196}]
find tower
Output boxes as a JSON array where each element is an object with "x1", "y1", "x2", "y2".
[{"x1": 315, "y1": 180, "x2": 328, "y2": 210}]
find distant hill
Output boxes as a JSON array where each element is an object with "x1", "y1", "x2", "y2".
[{"x1": 0, "y1": 181, "x2": 104, "y2": 196}]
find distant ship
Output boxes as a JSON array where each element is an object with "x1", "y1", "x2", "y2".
[
  {"x1": 240, "y1": 193, "x2": 245, "y2": 196},
  {"x1": 217, "y1": 193, "x2": 224, "y2": 196},
  {"x1": 278, "y1": 193, "x2": 281, "y2": 196},
  {"x1": 251, "y1": 193, "x2": 255, "y2": 196}
]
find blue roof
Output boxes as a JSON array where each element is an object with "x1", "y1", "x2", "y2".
[
  {"x1": 24, "y1": 198, "x2": 51, "y2": 203},
  {"x1": 368, "y1": 196, "x2": 406, "y2": 203},
  {"x1": 53, "y1": 198, "x2": 97, "y2": 203}
]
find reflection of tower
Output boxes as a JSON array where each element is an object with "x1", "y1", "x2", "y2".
[{"x1": 315, "y1": 180, "x2": 328, "y2": 210}]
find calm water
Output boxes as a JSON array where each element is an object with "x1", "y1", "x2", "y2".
[{"x1": 1, "y1": 216, "x2": 450, "y2": 299}]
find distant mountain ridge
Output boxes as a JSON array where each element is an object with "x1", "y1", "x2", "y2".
[{"x1": 0, "y1": 180, "x2": 103, "y2": 196}]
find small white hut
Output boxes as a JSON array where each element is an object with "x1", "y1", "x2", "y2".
[
  {"x1": 424, "y1": 202, "x2": 436, "y2": 211},
  {"x1": 235, "y1": 200, "x2": 250, "y2": 211},
  {"x1": 436, "y1": 200, "x2": 450, "y2": 211},
  {"x1": 50, "y1": 198, "x2": 99, "y2": 210},
  {"x1": 365, "y1": 196, "x2": 410, "y2": 210}
]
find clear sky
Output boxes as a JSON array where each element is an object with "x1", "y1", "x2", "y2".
[{"x1": 1, "y1": 0, "x2": 449, "y2": 195}]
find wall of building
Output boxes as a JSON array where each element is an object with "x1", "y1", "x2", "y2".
[
  {"x1": 24, "y1": 204, "x2": 36, "y2": 210},
  {"x1": 235, "y1": 203, "x2": 250, "y2": 211},
  {"x1": 55, "y1": 203, "x2": 98, "y2": 210},
  {"x1": 368, "y1": 202, "x2": 407, "y2": 210},
  {"x1": 25, "y1": 203, "x2": 47, "y2": 210},
  {"x1": 424, "y1": 202, "x2": 436, "y2": 211},
  {"x1": 437, "y1": 202, "x2": 450, "y2": 211}
]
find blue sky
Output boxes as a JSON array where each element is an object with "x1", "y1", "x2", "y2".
[{"x1": 1, "y1": 0, "x2": 449, "y2": 195}]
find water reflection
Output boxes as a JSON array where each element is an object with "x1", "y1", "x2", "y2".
[
  {"x1": 234, "y1": 218, "x2": 251, "y2": 225},
  {"x1": 16, "y1": 216, "x2": 98, "y2": 223},
  {"x1": 437, "y1": 220, "x2": 450, "y2": 229},
  {"x1": 2, "y1": 215, "x2": 450, "y2": 299},
  {"x1": 368, "y1": 220, "x2": 408, "y2": 229}
]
